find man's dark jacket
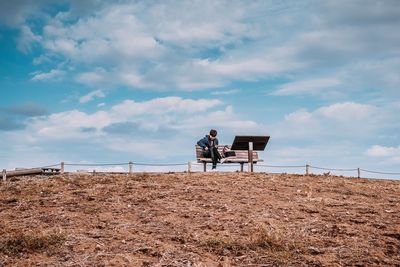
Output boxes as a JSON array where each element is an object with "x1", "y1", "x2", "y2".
[{"x1": 197, "y1": 135, "x2": 219, "y2": 150}]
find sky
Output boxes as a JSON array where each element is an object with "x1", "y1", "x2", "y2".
[{"x1": 0, "y1": 0, "x2": 400, "y2": 177}]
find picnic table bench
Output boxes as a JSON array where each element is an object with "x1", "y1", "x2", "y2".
[
  {"x1": 195, "y1": 145, "x2": 262, "y2": 172},
  {"x1": 2, "y1": 167, "x2": 61, "y2": 181}
]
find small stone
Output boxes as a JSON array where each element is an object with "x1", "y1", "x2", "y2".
[{"x1": 308, "y1": 246, "x2": 323, "y2": 255}]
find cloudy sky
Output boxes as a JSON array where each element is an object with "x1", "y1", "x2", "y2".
[{"x1": 1, "y1": 0, "x2": 399, "y2": 177}]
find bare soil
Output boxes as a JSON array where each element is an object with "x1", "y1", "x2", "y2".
[{"x1": 0, "y1": 172, "x2": 399, "y2": 266}]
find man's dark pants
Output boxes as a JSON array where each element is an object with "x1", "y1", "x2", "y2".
[{"x1": 203, "y1": 147, "x2": 222, "y2": 169}]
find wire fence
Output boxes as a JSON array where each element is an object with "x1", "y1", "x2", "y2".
[
  {"x1": 64, "y1": 162, "x2": 128, "y2": 166},
  {"x1": 257, "y1": 164, "x2": 306, "y2": 168},
  {"x1": 360, "y1": 169, "x2": 400, "y2": 175},
  {"x1": 2, "y1": 161, "x2": 400, "y2": 180}
]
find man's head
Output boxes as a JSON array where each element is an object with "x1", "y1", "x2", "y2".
[{"x1": 209, "y1": 129, "x2": 217, "y2": 140}]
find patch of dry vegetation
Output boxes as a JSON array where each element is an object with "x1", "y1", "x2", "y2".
[
  {"x1": 0, "y1": 232, "x2": 65, "y2": 255},
  {"x1": 201, "y1": 224, "x2": 306, "y2": 264}
]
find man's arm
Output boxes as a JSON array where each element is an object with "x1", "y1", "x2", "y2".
[{"x1": 197, "y1": 137, "x2": 208, "y2": 150}]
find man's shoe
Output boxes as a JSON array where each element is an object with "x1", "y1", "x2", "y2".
[{"x1": 220, "y1": 158, "x2": 226, "y2": 164}]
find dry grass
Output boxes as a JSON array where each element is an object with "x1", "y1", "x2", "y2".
[
  {"x1": 201, "y1": 224, "x2": 306, "y2": 264},
  {"x1": 0, "y1": 232, "x2": 65, "y2": 255},
  {"x1": 202, "y1": 237, "x2": 247, "y2": 255},
  {"x1": 248, "y1": 224, "x2": 305, "y2": 252}
]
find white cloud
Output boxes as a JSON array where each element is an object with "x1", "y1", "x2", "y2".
[
  {"x1": 1, "y1": 96, "x2": 261, "y2": 165},
  {"x1": 0, "y1": 1, "x2": 42, "y2": 27},
  {"x1": 39, "y1": 3, "x2": 163, "y2": 63},
  {"x1": 19, "y1": 1, "x2": 306, "y2": 90},
  {"x1": 31, "y1": 69, "x2": 64, "y2": 81},
  {"x1": 338, "y1": 58, "x2": 400, "y2": 96},
  {"x1": 29, "y1": 109, "x2": 112, "y2": 140},
  {"x1": 272, "y1": 78, "x2": 341, "y2": 96},
  {"x1": 197, "y1": 45, "x2": 304, "y2": 81},
  {"x1": 366, "y1": 145, "x2": 400, "y2": 157},
  {"x1": 365, "y1": 145, "x2": 400, "y2": 166},
  {"x1": 17, "y1": 25, "x2": 41, "y2": 53},
  {"x1": 273, "y1": 102, "x2": 380, "y2": 139},
  {"x1": 317, "y1": 102, "x2": 377, "y2": 122},
  {"x1": 18, "y1": 96, "x2": 251, "y2": 142},
  {"x1": 3, "y1": 1, "x2": 400, "y2": 95},
  {"x1": 118, "y1": 72, "x2": 147, "y2": 88},
  {"x1": 79, "y1": 90, "x2": 105, "y2": 103},
  {"x1": 101, "y1": 138, "x2": 173, "y2": 159},
  {"x1": 44, "y1": 38, "x2": 76, "y2": 56},
  {"x1": 76, "y1": 70, "x2": 106, "y2": 85},
  {"x1": 177, "y1": 105, "x2": 258, "y2": 133},
  {"x1": 276, "y1": 109, "x2": 321, "y2": 139},
  {"x1": 111, "y1": 97, "x2": 223, "y2": 117},
  {"x1": 32, "y1": 55, "x2": 51, "y2": 65},
  {"x1": 211, "y1": 89, "x2": 240, "y2": 95}
]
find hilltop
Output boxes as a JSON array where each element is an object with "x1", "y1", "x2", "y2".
[{"x1": 0, "y1": 172, "x2": 399, "y2": 266}]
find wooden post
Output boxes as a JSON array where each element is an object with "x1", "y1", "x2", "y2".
[
  {"x1": 187, "y1": 161, "x2": 192, "y2": 173},
  {"x1": 248, "y1": 142, "x2": 253, "y2": 173},
  {"x1": 2, "y1": 169, "x2": 6, "y2": 182},
  {"x1": 306, "y1": 164, "x2": 309, "y2": 175},
  {"x1": 203, "y1": 162, "x2": 207, "y2": 172},
  {"x1": 129, "y1": 162, "x2": 133, "y2": 174},
  {"x1": 61, "y1": 161, "x2": 65, "y2": 174},
  {"x1": 357, "y1": 168, "x2": 360, "y2": 178}
]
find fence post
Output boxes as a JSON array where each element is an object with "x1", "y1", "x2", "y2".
[
  {"x1": 248, "y1": 142, "x2": 254, "y2": 173},
  {"x1": 129, "y1": 162, "x2": 133, "y2": 174},
  {"x1": 357, "y1": 168, "x2": 360, "y2": 178},
  {"x1": 187, "y1": 161, "x2": 192, "y2": 173},
  {"x1": 61, "y1": 161, "x2": 64, "y2": 174},
  {"x1": 306, "y1": 164, "x2": 309, "y2": 175},
  {"x1": 2, "y1": 169, "x2": 6, "y2": 182}
]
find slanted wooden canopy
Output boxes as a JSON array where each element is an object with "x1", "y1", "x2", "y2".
[{"x1": 231, "y1": 136, "x2": 270, "y2": 172}]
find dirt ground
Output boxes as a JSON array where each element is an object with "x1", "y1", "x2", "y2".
[{"x1": 0, "y1": 172, "x2": 399, "y2": 266}]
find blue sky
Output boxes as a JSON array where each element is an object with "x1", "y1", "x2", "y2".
[{"x1": 1, "y1": 0, "x2": 400, "y2": 177}]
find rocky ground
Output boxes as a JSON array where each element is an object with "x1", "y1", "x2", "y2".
[{"x1": 0, "y1": 172, "x2": 399, "y2": 266}]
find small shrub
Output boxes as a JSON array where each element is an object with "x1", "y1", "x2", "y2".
[
  {"x1": 200, "y1": 225, "x2": 306, "y2": 262},
  {"x1": 249, "y1": 225, "x2": 286, "y2": 251},
  {"x1": 0, "y1": 232, "x2": 66, "y2": 255},
  {"x1": 248, "y1": 224, "x2": 305, "y2": 252},
  {"x1": 202, "y1": 237, "x2": 247, "y2": 256}
]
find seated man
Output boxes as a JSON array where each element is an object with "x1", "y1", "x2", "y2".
[{"x1": 197, "y1": 129, "x2": 222, "y2": 170}]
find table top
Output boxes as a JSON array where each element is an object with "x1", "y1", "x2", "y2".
[{"x1": 231, "y1": 135, "x2": 270, "y2": 150}]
